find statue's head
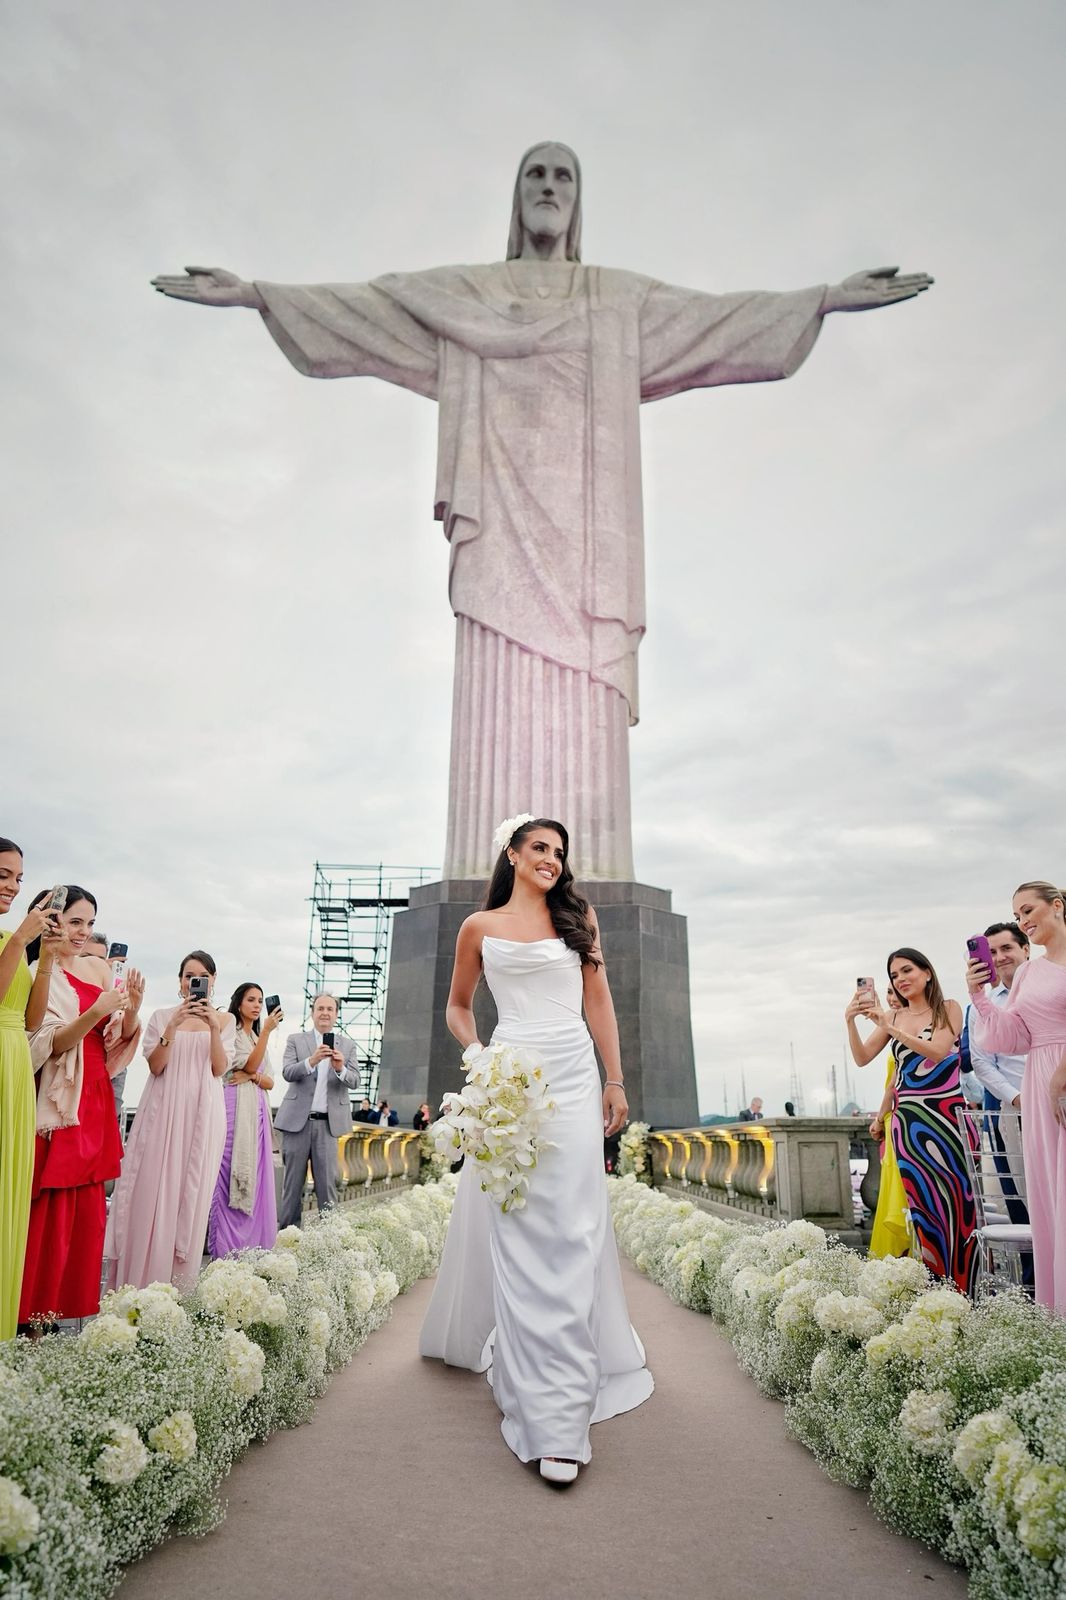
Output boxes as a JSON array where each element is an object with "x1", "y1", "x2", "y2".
[{"x1": 506, "y1": 141, "x2": 582, "y2": 262}]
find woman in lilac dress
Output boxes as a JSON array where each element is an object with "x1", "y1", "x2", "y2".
[{"x1": 208, "y1": 983, "x2": 280, "y2": 1257}]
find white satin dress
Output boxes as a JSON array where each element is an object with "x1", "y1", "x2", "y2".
[{"x1": 419, "y1": 936, "x2": 654, "y2": 1464}]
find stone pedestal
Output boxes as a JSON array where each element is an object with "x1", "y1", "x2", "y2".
[{"x1": 378, "y1": 879, "x2": 699, "y2": 1128}]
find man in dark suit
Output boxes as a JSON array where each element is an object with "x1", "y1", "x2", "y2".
[{"x1": 275, "y1": 993, "x2": 360, "y2": 1226}]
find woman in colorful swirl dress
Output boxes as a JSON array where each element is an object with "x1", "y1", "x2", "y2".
[{"x1": 847, "y1": 948, "x2": 976, "y2": 1293}]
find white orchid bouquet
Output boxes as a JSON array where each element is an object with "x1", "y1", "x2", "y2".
[
  {"x1": 432, "y1": 1041, "x2": 556, "y2": 1213},
  {"x1": 618, "y1": 1120, "x2": 651, "y2": 1182}
]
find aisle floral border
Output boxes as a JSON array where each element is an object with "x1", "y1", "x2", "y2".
[
  {"x1": 609, "y1": 1176, "x2": 1066, "y2": 1600},
  {"x1": 0, "y1": 1179, "x2": 457, "y2": 1600}
]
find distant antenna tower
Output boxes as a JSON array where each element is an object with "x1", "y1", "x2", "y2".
[
  {"x1": 788, "y1": 1041, "x2": 806, "y2": 1116},
  {"x1": 739, "y1": 1066, "x2": 749, "y2": 1115}
]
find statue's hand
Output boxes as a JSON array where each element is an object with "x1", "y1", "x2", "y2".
[
  {"x1": 823, "y1": 266, "x2": 933, "y2": 314},
  {"x1": 150, "y1": 266, "x2": 263, "y2": 309}
]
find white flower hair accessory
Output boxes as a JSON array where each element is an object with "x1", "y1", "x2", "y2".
[{"x1": 492, "y1": 812, "x2": 536, "y2": 857}]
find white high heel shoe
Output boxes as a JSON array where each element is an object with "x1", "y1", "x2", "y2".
[{"x1": 539, "y1": 1458, "x2": 579, "y2": 1485}]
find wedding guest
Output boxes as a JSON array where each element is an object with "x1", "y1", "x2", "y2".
[
  {"x1": 356, "y1": 1096, "x2": 374, "y2": 1122},
  {"x1": 0, "y1": 842, "x2": 60, "y2": 1339},
  {"x1": 105, "y1": 950, "x2": 232, "y2": 1292},
  {"x1": 967, "y1": 881, "x2": 1066, "y2": 1312},
  {"x1": 847, "y1": 950, "x2": 977, "y2": 1292},
  {"x1": 19, "y1": 886, "x2": 143, "y2": 1325},
  {"x1": 83, "y1": 931, "x2": 128, "y2": 1125},
  {"x1": 737, "y1": 1096, "x2": 764, "y2": 1122},
  {"x1": 207, "y1": 983, "x2": 280, "y2": 1257},
  {"x1": 413, "y1": 1102, "x2": 432, "y2": 1130},
  {"x1": 276, "y1": 993, "x2": 359, "y2": 1226},
  {"x1": 965, "y1": 923, "x2": 1029, "y2": 1222},
  {"x1": 377, "y1": 1098, "x2": 398, "y2": 1127},
  {"x1": 850, "y1": 983, "x2": 915, "y2": 1260}
]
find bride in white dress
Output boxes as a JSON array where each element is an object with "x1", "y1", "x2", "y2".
[{"x1": 419, "y1": 815, "x2": 654, "y2": 1484}]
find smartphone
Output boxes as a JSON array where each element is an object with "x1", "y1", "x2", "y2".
[
  {"x1": 856, "y1": 976, "x2": 875, "y2": 991},
  {"x1": 966, "y1": 935, "x2": 998, "y2": 986},
  {"x1": 188, "y1": 974, "x2": 210, "y2": 1002},
  {"x1": 264, "y1": 994, "x2": 281, "y2": 1014},
  {"x1": 322, "y1": 1030, "x2": 335, "y2": 1050},
  {"x1": 108, "y1": 942, "x2": 129, "y2": 990},
  {"x1": 46, "y1": 883, "x2": 67, "y2": 911}
]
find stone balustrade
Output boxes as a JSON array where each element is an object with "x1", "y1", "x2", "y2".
[
  {"x1": 282, "y1": 1123, "x2": 423, "y2": 1216},
  {"x1": 650, "y1": 1118, "x2": 880, "y2": 1239}
]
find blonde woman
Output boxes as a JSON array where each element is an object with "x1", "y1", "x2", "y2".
[{"x1": 967, "y1": 880, "x2": 1066, "y2": 1312}]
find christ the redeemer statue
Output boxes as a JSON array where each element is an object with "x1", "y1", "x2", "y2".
[{"x1": 154, "y1": 141, "x2": 931, "y2": 880}]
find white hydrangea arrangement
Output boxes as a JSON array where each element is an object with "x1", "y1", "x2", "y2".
[
  {"x1": 608, "y1": 1175, "x2": 1066, "y2": 1593},
  {"x1": 432, "y1": 1041, "x2": 556, "y2": 1212},
  {"x1": 0, "y1": 1180, "x2": 455, "y2": 1599}
]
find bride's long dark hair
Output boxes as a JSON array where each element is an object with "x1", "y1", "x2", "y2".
[{"x1": 483, "y1": 817, "x2": 601, "y2": 968}]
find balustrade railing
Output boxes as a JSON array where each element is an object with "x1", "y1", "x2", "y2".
[
  {"x1": 285, "y1": 1124, "x2": 423, "y2": 1215},
  {"x1": 649, "y1": 1118, "x2": 880, "y2": 1237}
]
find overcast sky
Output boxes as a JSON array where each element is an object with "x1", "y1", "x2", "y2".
[{"x1": 4, "y1": 0, "x2": 1064, "y2": 1118}]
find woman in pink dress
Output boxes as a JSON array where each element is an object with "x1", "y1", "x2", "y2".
[
  {"x1": 105, "y1": 949, "x2": 232, "y2": 1293},
  {"x1": 967, "y1": 879, "x2": 1066, "y2": 1313}
]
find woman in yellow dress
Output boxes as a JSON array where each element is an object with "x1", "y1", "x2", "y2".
[
  {"x1": 848, "y1": 986, "x2": 916, "y2": 1259},
  {"x1": 0, "y1": 839, "x2": 59, "y2": 1338}
]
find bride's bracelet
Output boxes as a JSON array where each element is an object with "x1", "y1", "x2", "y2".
[{"x1": 604, "y1": 1079, "x2": 625, "y2": 1089}]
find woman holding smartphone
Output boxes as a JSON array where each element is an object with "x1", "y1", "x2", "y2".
[
  {"x1": 19, "y1": 886, "x2": 143, "y2": 1326},
  {"x1": 207, "y1": 983, "x2": 280, "y2": 1257},
  {"x1": 966, "y1": 880, "x2": 1066, "y2": 1312},
  {"x1": 847, "y1": 949, "x2": 976, "y2": 1294},
  {"x1": 105, "y1": 950, "x2": 232, "y2": 1292},
  {"x1": 0, "y1": 842, "x2": 62, "y2": 1338}
]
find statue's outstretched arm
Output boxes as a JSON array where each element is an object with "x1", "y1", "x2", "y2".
[
  {"x1": 151, "y1": 266, "x2": 264, "y2": 310},
  {"x1": 822, "y1": 266, "x2": 933, "y2": 314}
]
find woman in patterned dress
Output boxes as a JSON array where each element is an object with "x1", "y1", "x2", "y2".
[{"x1": 847, "y1": 948, "x2": 977, "y2": 1294}]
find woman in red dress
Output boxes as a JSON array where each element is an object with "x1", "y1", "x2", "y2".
[{"x1": 19, "y1": 886, "x2": 142, "y2": 1324}]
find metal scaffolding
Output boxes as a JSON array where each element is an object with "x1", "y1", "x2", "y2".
[{"x1": 303, "y1": 862, "x2": 436, "y2": 1103}]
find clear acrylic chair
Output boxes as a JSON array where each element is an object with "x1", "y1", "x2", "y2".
[{"x1": 955, "y1": 1106, "x2": 1032, "y2": 1297}]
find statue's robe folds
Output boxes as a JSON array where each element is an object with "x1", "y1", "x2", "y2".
[{"x1": 256, "y1": 263, "x2": 824, "y2": 878}]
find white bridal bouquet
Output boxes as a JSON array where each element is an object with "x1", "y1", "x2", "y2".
[{"x1": 432, "y1": 1041, "x2": 556, "y2": 1213}]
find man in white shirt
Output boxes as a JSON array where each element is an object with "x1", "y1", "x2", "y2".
[
  {"x1": 276, "y1": 993, "x2": 361, "y2": 1226},
  {"x1": 966, "y1": 922, "x2": 1029, "y2": 1224}
]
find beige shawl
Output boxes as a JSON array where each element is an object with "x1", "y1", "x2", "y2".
[
  {"x1": 31, "y1": 965, "x2": 141, "y2": 1135},
  {"x1": 226, "y1": 1027, "x2": 262, "y2": 1213}
]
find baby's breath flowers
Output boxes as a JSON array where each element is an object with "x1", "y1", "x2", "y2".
[
  {"x1": 0, "y1": 1182, "x2": 455, "y2": 1599},
  {"x1": 609, "y1": 1176, "x2": 1066, "y2": 1591}
]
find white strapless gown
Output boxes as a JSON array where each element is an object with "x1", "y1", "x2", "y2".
[{"x1": 419, "y1": 936, "x2": 654, "y2": 1463}]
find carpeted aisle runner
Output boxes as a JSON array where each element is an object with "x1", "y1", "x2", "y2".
[{"x1": 118, "y1": 1263, "x2": 968, "y2": 1600}]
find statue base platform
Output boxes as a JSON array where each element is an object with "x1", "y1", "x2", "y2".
[{"x1": 379, "y1": 879, "x2": 699, "y2": 1128}]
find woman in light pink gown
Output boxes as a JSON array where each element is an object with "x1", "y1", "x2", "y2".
[
  {"x1": 967, "y1": 880, "x2": 1066, "y2": 1313},
  {"x1": 105, "y1": 949, "x2": 231, "y2": 1292}
]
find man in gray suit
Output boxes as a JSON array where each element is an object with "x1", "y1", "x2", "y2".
[{"x1": 275, "y1": 993, "x2": 361, "y2": 1226}]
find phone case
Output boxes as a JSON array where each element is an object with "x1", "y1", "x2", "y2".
[{"x1": 966, "y1": 935, "x2": 999, "y2": 986}]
